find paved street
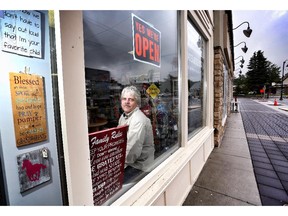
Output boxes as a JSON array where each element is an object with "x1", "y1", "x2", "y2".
[{"x1": 239, "y1": 98, "x2": 288, "y2": 205}]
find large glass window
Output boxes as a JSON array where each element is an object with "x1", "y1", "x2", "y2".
[
  {"x1": 83, "y1": 11, "x2": 179, "y2": 205},
  {"x1": 187, "y1": 19, "x2": 205, "y2": 137}
]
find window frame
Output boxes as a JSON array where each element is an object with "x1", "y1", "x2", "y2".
[
  {"x1": 83, "y1": 10, "x2": 182, "y2": 205},
  {"x1": 186, "y1": 14, "x2": 207, "y2": 140}
]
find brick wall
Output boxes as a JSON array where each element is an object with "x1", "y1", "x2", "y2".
[{"x1": 214, "y1": 47, "x2": 225, "y2": 147}]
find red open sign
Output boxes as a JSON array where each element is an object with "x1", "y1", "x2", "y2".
[{"x1": 132, "y1": 14, "x2": 161, "y2": 67}]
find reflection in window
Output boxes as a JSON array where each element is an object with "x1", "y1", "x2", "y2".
[
  {"x1": 187, "y1": 19, "x2": 205, "y2": 137},
  {"x1": 83, "y1": 10, "x2": 179, "y2": 205}
]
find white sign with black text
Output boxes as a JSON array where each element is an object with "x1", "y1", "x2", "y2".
[{"x1": 1, "y1": 10, "x2": 42, "y2": 58}]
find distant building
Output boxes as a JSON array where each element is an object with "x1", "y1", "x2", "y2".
[{"x1": 274, "y1": 73, "x2": 288, "y2": 97}]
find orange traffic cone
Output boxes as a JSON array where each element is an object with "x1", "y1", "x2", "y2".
[{"x1": 274, "y1": 99, "x2": 278, "y2": 106}]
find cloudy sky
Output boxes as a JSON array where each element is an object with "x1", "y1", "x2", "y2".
[{"x1": 232, "y1": 10, "x2": 288, "y2": 77}]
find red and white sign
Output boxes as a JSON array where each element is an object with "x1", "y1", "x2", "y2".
[
  {"x1": 17, "y1": 148, "x2": 51, "y2": 193},
  {"x1": 132, "y1": 13, "x2": 161, "y2": 67},
  {"x1": 89, "y1": 125, "x2": 128, "y2": 205}
]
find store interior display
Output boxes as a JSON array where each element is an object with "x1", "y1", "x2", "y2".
[
  {"x1": 85, "y1": 67, "x2": 178, "y2": 157},
  {"x1": 85, "y1": 68, "x2": 121, "y2": 132}
]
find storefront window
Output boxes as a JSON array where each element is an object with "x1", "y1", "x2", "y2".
[
  {"x1": 83, "y1": 10, "x2": 179, "y2": 205},
  {"x1": 187, "y1": 19, "x2": 205, "y2": 137}
]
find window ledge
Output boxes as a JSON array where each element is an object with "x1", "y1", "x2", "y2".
[{"x1": 111, "y1": 126, "x2": 214, "y2": 206}]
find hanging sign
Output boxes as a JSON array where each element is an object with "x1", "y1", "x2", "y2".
[
  {"x1": 132, "y1": 13, "x2": 161, "y2": 67},
  {"x1": 146, "y1": 83, "x2": 160, "y2": 99},
  {"x1": 89, "y1": 125, "x2": 128, "y2": 206},
  {"x1": 17, "y1": 148, "x2": 51, "y2": 193},
  {"x1": 1, "y1": 10, "x2": 42, "y2": 58},
  {"x1": 9, "y1": 72, "x2": 48, "y2": 147}
]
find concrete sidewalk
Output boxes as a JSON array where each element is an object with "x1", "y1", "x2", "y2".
[{"x1": 183, "y1": 111, "x2": 261, "y2": 206}]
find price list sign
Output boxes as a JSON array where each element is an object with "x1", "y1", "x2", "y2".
[{"x1": 89, "y1": 125, "x2": 128, "y2": 205}]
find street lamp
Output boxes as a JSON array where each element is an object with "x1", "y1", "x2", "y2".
[
  {"x1": 233, "y1": 21, "x2": 253, "y2": 38},
  {"x1": 234, "y1": 68, "x2": 242, "y2": 77},
  {"x1": 234, "y1": 41, "x2": 248, "y2": 53},
  {"x1": 280, "y1": 59, "x2": 288, "y2": 100},
  {"x1": 235, "y1": 61, "x2": 244, "y2": 68},
  {"x1": 234, "y1": 56, "x2": 245, "y2": 64}
]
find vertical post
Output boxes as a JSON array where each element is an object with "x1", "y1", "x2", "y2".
[
  {"x1": 234, "y1": 96, "x2": 238, "y2": 112},
  {"x1": 280, "y1": 60, "x2": 287, "y2": 101}
]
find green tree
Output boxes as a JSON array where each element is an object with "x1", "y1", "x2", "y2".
[
  {"x1": 266, "y1": 61, "x2": 281, "y2": 96},
  {"x1": 245, "y1": 50, "x2": 281, "y2": 94},
  {"x1": 233, "y1": 74, "x2": 248, "y2": 95},
  {"x1": 246, "y1": 50, "x2": 269, "y2": 93}
]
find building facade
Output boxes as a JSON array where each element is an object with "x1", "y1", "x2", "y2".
[
  {"x1": 0, "y1": 10, "x2": 234, "y2": 206},
  {"x1": 213, "y1": 11, "x2": 235, "y2": 146}
]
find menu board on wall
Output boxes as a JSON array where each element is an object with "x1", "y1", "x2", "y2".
[
  {"x1": 89, "y1": 125, "x2": 128, "y2": 206},
  {"x1": 1, "y1": 10, "x2": 42, "y2": 58},
  {"x1": 9, "y1": 72, "x2": 48, "y2": 147}
]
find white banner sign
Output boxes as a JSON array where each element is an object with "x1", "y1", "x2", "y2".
[{"x1": 1, "y1": 10, "x2": 42, "y2": 58}]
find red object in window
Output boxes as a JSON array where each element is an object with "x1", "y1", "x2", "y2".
[{"x1": 260, "y1": 89, "x2": 264, "y2": 93}]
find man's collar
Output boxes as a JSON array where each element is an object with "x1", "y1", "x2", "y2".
[{"x1": 123, "y1": 107, "x2": 139, "y2": 119}]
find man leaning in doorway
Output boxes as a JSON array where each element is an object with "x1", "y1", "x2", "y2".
[{"x1": 118, "y1": 85, "x2": 154, "y2": 183}]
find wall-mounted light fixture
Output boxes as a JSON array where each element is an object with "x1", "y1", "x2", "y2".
[
  {"x1": 235, "y1": 68, "x2": 242, "y2": 76},
  {"x1": 234, "y1": 41, "x2": 248, "y2": 53},
  {"x1": 234, "y1": 56, "x2": 245, "y2": 64},
  {"x1": 235, "y1": 61, "x2": 244, "y2": 68},
  {"x1": 233, "y1": 21, "x2": 253, "y2": 38}
]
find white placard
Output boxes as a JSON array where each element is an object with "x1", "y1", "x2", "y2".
[{"x1": 1, "y1": 10, "x2": 42, "y2": 58}]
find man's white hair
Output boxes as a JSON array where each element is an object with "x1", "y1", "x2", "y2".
[{"x1": 121, "y1": 86, "x2": 141, "y2": 105}]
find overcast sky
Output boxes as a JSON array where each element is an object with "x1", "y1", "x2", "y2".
[{"x1": 232, "y1": 10, "x2": 288, "y2": 77}]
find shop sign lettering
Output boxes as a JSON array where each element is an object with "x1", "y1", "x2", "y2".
[
  {"x1": 132, "y1": 13, "x2": 161, "y2": 67},
  {"x1": 89, "y1": 125, "x2": 128, "y2": 206},
  {"x1": 9, "y1": 72, "x2": 48, "y2": 147},
  {"x1": 1, "y1": 10, "x2": 42, "y2": 58}
]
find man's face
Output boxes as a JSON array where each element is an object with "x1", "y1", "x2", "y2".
[{"x1": 121, "y1": 92, "x2": 138, "y2": 114}]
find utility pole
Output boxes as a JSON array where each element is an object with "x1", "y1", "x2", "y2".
[{"x1": 280, "y1": 60, "x2": 288, "y2": 101}]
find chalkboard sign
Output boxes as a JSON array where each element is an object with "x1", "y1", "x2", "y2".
[
  {"x1": 9, "y1": 72, "x2": 48, "y2": 147},
  {"x1": 89, "y1": 125, "x2": 128, "y2": 206}
]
